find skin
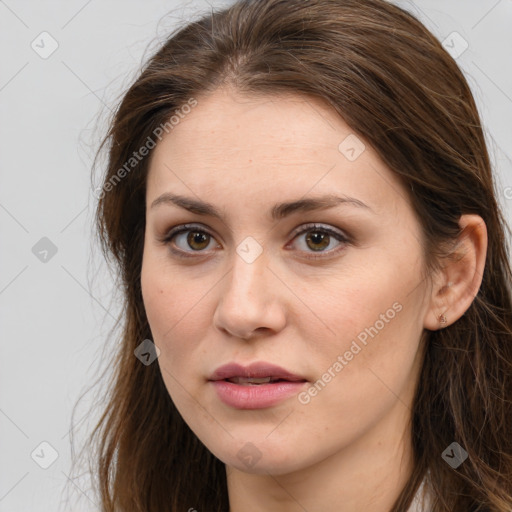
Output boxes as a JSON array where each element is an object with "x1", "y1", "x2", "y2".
[{"x1": 140, "y1": 86, "x2": 487, "y2": 512}]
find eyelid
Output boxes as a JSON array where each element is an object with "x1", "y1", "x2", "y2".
[
  {"x1": 160, "y1": 223, "x2": 220, "y2": 257},
  {"x1": 286, "y1": 222, "x2": 350, "y2": 260},
  {"x1": 160, "y1": 222, "x2": 350, "y2": 259},
  {"x1": 288, "y1": 222, "x2": 348, "y2": 241},
  {"x1": 161, "y1": 223, "x2": 214, "y2": 242}
]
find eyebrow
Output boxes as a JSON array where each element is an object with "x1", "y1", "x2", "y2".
[{"x1": 150, "y1": 193, "x2": 374, "y2": 220}]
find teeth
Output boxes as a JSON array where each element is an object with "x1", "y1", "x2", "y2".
[{"x1": 228, "y1": 376, "x2": 274, "y2": 385}]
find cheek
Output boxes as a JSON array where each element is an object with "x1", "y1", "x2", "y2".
[
  {"x1": 140, "y1": 258, "x2": 211, "y2": 377},
  {"x1": 312, "y1": 262, "x2": 413, "y2": 346},
  {"x1": 317, "y1": 286, "x2": 424, "y2": 406},
  {"x1": 309, "y1": 254, "x2": 426, "y2": 390},
  {"x1": 141, "y1": 250, "x2": 189, "y2": 333}
]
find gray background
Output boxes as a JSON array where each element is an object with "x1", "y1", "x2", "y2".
[{"x1": 1, "y1": 1, "x2": 511, "y2": 510}]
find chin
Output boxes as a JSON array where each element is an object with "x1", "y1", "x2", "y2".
[
  {"x1": 206, "y1": 438, "x2": 310, "y2": 476},
  {"x1": 226, "y1": 454, "x2": 303, "y2": 476}
]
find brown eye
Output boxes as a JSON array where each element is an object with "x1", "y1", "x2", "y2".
[
  {"x1": 162, "y1": 224, "x2": 219, "y2": 255},
  {"x1": 162, "y1": 222, "x2": 350, "y2": 260},
  {"x1": 305, "y1": 231, "x2": 331, "y2": 251},
  {"x1": 185, "y1": 231, "x2": 211, "y2": 251},
  {"x1": 289, "y1": 223, "x2": 350, "y2": 260}
]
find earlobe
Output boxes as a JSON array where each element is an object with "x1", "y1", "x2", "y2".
[{"x1": 423, "y1": 214, "x2": 488, "y2": 331}]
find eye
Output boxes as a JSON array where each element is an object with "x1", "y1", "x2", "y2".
[
  {"x1": 160, "y1": 222, "x2": 350, "y2": 260},
  {"x1": 287, "y1": 223, "x2": 349, "y2": 259},
  {"x1": 161, "y1": 224, "x2": 220, "y2": 257}
]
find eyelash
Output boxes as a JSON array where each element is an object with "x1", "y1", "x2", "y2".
[{"x1": 160, "y1": 223, "x2": 351, "y2": 261}]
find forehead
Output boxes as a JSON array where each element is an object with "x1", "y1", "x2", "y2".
[
  {"x1": 146, "y1": 87, "x2": 407, "y2": 218},
  {"x1": 155, "y1": 88, "x2": 350, "y2": 161}
]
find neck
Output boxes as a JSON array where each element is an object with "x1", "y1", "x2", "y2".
[{"x1": 226, "y1": 399, "x2": 414, "y2": 512}]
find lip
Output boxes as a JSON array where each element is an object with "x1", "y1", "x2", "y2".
[
  {"x1": 208, "y1": 362, "x2": 308, "y2": 409},
  {"x1": 209, "y1": 361, "x2": 306, "y2": 382}
]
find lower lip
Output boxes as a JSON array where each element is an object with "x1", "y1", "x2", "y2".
[{"x1": 210, "y1": 380, "x2": 307, "y2": 409}]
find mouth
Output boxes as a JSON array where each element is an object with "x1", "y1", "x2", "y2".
[
  {"x1": 208, "y1": 362, "x2": 308, "y2": 409},
  {"x1": 222, "y1": 376, "x2": 305, "y2": 385},
  {"x1": 208, "y1": 361, "x2": 307, "y2": 383}
]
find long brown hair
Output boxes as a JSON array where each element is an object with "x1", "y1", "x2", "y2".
[{"x1": 80, "y1": 0, "x2": 512, "y2": 510}]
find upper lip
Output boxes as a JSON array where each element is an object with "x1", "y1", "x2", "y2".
[{"x1": 209, "y1": 362, "x2": 307, "y2": 382}]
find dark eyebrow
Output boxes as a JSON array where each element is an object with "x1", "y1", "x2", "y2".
[{"x1": 150, "y1": 193, "x2": 374, "y2": 220}]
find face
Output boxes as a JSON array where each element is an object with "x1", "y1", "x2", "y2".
[{"x1": 141, "y1": 87, "x2": 433, "y2": 476}]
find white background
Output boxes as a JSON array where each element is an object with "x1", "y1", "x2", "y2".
[{"x1": 1, "y1": 1, "x2": 511, "y2": 510}]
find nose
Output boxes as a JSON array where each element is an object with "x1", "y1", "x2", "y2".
[{"x1": 213, "y1": 248, "x2": 287, "y2": 340}]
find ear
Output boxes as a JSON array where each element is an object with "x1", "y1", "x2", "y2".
[{"x1": 423, "y1": 214, "x2": 488, "y2": 331}]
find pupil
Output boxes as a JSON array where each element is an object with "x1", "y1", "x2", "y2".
[
  {"x1": 188, "y1": 231, "x2": 209, "y2": 250},
  {"x1": 307, "y1": 231, "x2": 329, "y2": 251},
  {"x1": 185, "y1": 230, "x2": 330, "y2": 252}
]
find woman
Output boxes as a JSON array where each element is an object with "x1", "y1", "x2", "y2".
[{"x1": 86, "y1": 0, "x2": 512, "y2": 510}]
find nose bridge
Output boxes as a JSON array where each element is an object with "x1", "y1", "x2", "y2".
[
  {"x1": 214, "y1": 242, "x2": 285, "y2": 338},
  {"x1": 224, "y1": 245, "x2": 268, "y2": 307}
]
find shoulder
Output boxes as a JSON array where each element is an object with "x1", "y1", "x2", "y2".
[{"x1": 406, "y1": 476, "x2": 433, "y2": 512}]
